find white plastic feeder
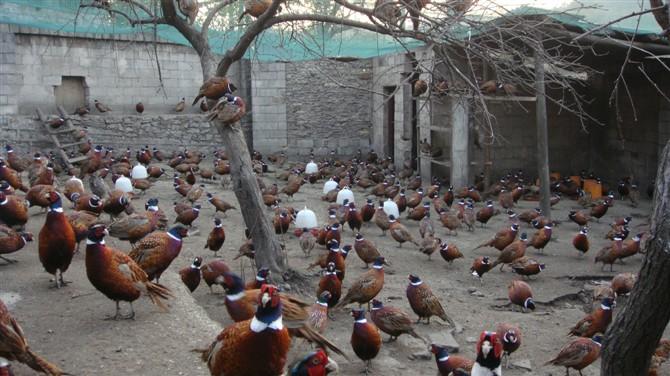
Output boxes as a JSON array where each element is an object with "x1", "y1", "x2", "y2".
[
  {"x1": 131, "y1": 164, "x2": 148, "y2": 179},
  {"x1": 305, "y1": 160, "x2": 319, "y2": 174},
  {"x1": 295, "y1": 206, "x2": 318, "y2": 229},
  {"x1": 336, "y1": 186, "x2": 355, "y2": 205},
  {"x1": 115, "y1": 175, "x2": 134, "y2": 193},
  {"x1": 383, "y1": 198, "x2": 400, "y2": 218},
  {"x1": 323, "y1": 178, "x2": 338, "y2": 194}
]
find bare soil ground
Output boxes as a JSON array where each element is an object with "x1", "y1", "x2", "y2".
[{"x1": 1, "y1": 162, "x2": 665, "y2": 376}]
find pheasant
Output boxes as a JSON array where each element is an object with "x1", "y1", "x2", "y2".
[{"x1": 85, "y1": 224, "x2": 173, "y2": 320}]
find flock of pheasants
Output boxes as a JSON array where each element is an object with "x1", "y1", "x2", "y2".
[{"x1": 0, "y1": 75, "x2": 668, "y2": 376}]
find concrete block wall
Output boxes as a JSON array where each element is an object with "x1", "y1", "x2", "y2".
[
  {"x1": 251, "y1": 61, "x2": 288, "y2": 153},
  {"x1": 588, "y1": 75, "x2": 668, "y2": 187},
  {"x1": 3, "y1": 114, "x2": 222, "y2": 156},
  {"x1": 285, "y1": 59, "x2": 372, "y2": 157},
  {"x1": 0, "y1": 25, "x2": 19, "y2": 118},
  {"x1": 8, "y1": 29, "x2": 212, "y2": 115},
  {"x1": 469, "y1": 101, "x2": 591, "y2": 180}
]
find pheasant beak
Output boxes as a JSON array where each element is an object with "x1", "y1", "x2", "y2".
[
  {"x1": 325, "y1": 358, "x2": 339, "y2": 373},
  {"x1": 261, "y1": 292, "x2": 271, "y2": 307}
]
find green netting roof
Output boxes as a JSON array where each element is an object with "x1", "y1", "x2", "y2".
[
  {"x1": 509, "y1": 5, "x2": 662, "y2": 37},
  {"x1": 0, "y1": 1, "x2": 665, "y2": 61},
  {"x1": 0, "y1": 0, "x2": 424, "y2": 60}
]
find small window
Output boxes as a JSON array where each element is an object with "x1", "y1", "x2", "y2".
[{"x1": 54, "y1": 76, "x2": 88, "y2": 112}]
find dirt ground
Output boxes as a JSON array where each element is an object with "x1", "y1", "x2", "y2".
[{"x1": 1, "y1": 160, "x2": 665, "y2": 376}]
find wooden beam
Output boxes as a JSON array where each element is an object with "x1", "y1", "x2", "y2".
[{"x1": 535, "y1": 47, "x2": 552, "y2": 219}]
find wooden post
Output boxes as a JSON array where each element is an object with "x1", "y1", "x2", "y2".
[
  {"x1": 450, "y1": 97, "x2": 470, "y2": 189},
  {"x1": 418, "y1": 97, "x2": 432, "y2": 184},
  {"x1": 535, "y1": 48, "x2": 552, "y2": 218}
]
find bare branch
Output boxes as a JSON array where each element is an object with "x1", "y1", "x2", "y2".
[
  {"x1": 118, "y1": 0, "x2": 156, "y2": 18},
  {"x1": 572, "y1": 6, "x2": 666, "y2": 41},
  {"x1": 202, "y1": 0, "x2": 237, "y2": 38},
  {"x1": 216, "y1": 0, "x2": 285, "y2": 76}
]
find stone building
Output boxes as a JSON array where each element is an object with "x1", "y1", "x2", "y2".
[{"x1": 368, "y1": 12, "x2": 670, "y2": 188}]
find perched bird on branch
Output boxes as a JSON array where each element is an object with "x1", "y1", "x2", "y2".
[
  {"x1": 651, "y1": 0, "x2": 670, "y2": 35},
  {"x1": 178, "y1": 0, "x2": 199, "y2": 25},
  {"x1": 374, "y1": 0, "x2": 402, "y2": 25},
  {"x1": 239, "y1": 0, "x2": 273, "y2": 21},
  {"x1": 192, "y1": 76, "x2": 237, "y2": 106}
]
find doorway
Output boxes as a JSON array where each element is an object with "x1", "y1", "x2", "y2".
[
  {"x1": 383, "y1": 86, "x2": 396, "y2": 161},
  {"x1": 54, "y1": 76, "x2": 88, "y2": 112}
]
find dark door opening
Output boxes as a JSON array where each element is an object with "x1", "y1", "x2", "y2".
[
  {"x1": 54, "y1": 76, "x2": 88, "y2": 113},
  {"x1": 384, "y1": 86, "x2": 396, "y2": 161}
]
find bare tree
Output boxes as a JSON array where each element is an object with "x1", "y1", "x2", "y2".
[{"x1": 601, "y1": 139, "x2": 670, "y2": 375}]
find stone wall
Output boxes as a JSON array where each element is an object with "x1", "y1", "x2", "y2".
[
  {"x1": 251, "y1": 58, "x2": 374, "y2": 157},
  {"x1": 285, "y1": 58, "x2": 373, "y2": 156},
  {"x1": 3, "y1": 114, "x2": 223, "y2": 156}
]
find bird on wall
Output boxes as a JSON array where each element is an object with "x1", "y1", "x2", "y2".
[
  {"x1": 175, "y1": 98, "x2": 186, "y2": 113},
  {"x1": 73, "y1": 105, "x2": 90, "y2": 116},
  {"x1": 136, "y1": 102, "x2": 144, "y2": 114},
  {"x1": 94, "y1": 99, "x2": 112, "y2": 113}
]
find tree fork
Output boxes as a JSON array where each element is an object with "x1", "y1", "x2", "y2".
[{"x1": 601, "y1": 140, "x2": 670, "y2": 375}]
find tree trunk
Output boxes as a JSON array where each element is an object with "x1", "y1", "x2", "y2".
[
  {"x1": 196, "y1": 48, "x2": 287, "y2": 276},
  {"x1": 200, "y1": 50, "x2": 217, "y2": 79},
  {"x1": 601, "y1": 139, "x2": 670, "y2": 375},
  {"x1": 212, "y1": 120, "x2": 287, "y2": 276}
]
